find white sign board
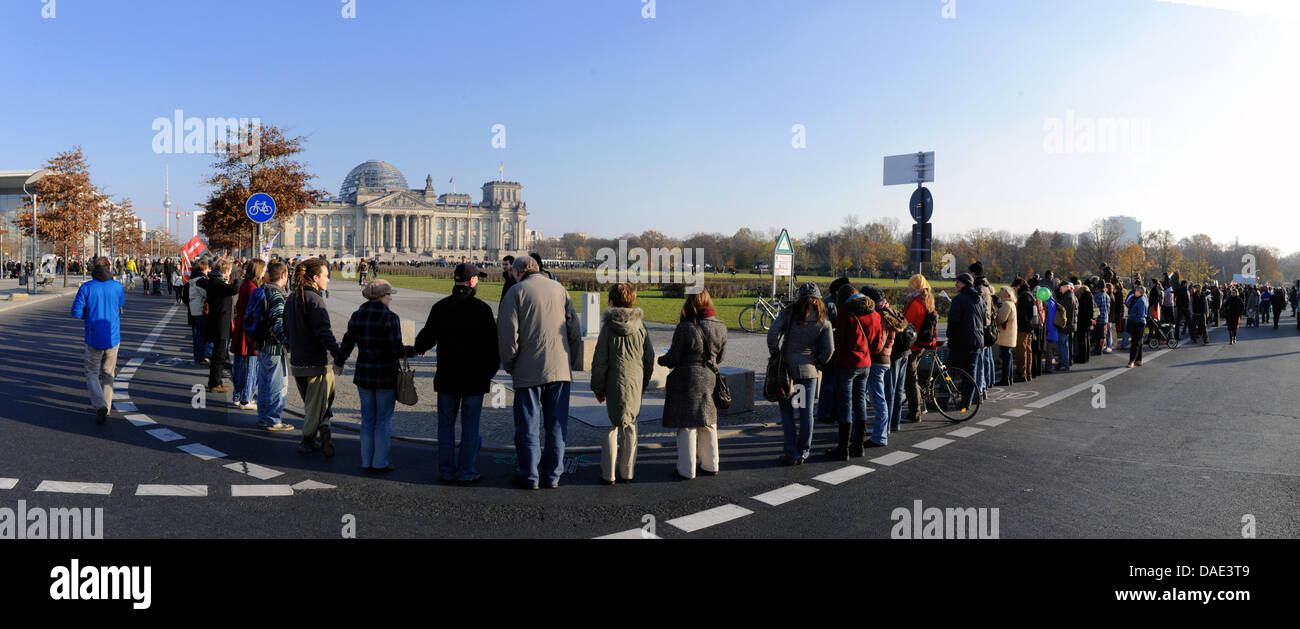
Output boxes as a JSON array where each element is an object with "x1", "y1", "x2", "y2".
[
  {"x1": 774, "y1": 253, "x2": 793, "y2": 277},
  {"x1": 1232, "y1": 274, "x2": 1257, "y2": 286},
  {"x1": 883, "y1": 152, "x2": 935, "y2": 186}
]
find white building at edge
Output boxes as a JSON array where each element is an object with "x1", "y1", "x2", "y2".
[{"x1": 271, "y1": 160, "x2": 530, "y2": 262}]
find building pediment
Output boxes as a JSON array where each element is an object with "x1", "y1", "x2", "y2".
[{"x1": 359, "y1": 190, "x2": 437, "y2": 210}]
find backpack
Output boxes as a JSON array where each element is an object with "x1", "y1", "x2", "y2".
[
  {"x1": 882, "y1": 305, "x2": 915, "y2": 360},
  {"x1": 1052, "y1": 298, "x2": 1067, "y2": 330},
  {"x1": 243, "y1": 286, "x2": 271, "y2": 342},
  {"x1": 915, "y1": 309, "x2": 939, "y2": 346}
]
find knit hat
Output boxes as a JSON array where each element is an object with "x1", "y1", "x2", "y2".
[
  {"x1": 797, "y1": 282, "x2": 821, "y2": 300},
  {"x1": 860, "y1": 285, "x2": 884, "y2": 303},
  {"x1": 969, "y1": 261, "x2": 984, "y2": 276},
  {"x1": 955, "y1": 273, "x2": 974, "y2": 287},
  {"x1": 828, "y1": 277, "x2": 850, "y2": 297}
]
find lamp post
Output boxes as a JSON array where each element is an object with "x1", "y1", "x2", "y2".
[{"x1": 23, "y1": 169, "x2": 51, "y2": 294}]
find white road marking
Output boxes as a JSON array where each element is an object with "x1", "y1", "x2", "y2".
[
  {"x1": 231, "y1": 484, "x2": 294, "y2": 497},
  {"x1": 868, "y1": 451, "x2": 919, "y2": 466},
  {"x1": 666, "y1": 504, "x2": 753, "y2": 533},
  {"x1": 0, "y1": 478, "x2": 17, "y2": 490},
  {"x1": 123, "y1": 414, "x2": 156, "y2": 426},
  {"x1": 594, "y1": 529, "x2": 660, "y2": 539},
  {"x1": 112, "y1": 381, "x2": 129, "y2": 390},
  {"x1": 1026, "y1": 351, "x2": 1166, "y2": 409},
  {"x1": 291, "y1": 480, "x2": 336, "y2": 490},
  {"x1": 946, "y1": 426, "x2": 985, "y2": 438},
  {"x1": 977, "y1": 417, "x2": 1011, "y2": 427},
  {"x1": 177, "y1": 443, "x2": 227, "y2": 460},
  {"x1": 35, "y1": 481, "x2": 113, "y2": 495},
  {"x1": 146, "y1": 428, "x2": 186, "y2": 442},
  {"x1": 812, "y1": 465, "x2": 874, "y2": 486},
  {"x1": 1003, "y1": 409, "x2": 1032, "y2": 417},
  {"x1": 127, "y1": 358, "x2": 144, "y2": 367},
  {"x1": 914, "y1": 437, "x2": 954, "y2": 451},
  {"x1": 136, "y1": 484, "x2": 208, "y2": 497},
  {"x1": 114, "y1": 401, "x2": 138, "y2": 412},
  {"x1": 752, "y1": 483, "x2": 820, "y2": 506},
  {"x1": 223, "y1": 462, "x2": 284, "y2": 480}
]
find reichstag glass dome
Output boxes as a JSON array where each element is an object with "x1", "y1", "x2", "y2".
[{"x1": 340, "y1": 160, "x2": 408, "y2": 200}]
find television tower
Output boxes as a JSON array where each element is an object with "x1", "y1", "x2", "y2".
[{"x1": 164, "y1": 165, "x2": 172, "y2": 237}]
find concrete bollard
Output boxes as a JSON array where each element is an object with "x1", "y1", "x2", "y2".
[
  {"x1": 718, "y1": 367, "x2": 755, "y2": 416},
  {"x1": 7, "y1": 293, "x2": 30, "y2": 301},
  {"x1": 581, "y1": 292, "x2": 601, "y2": 337}
]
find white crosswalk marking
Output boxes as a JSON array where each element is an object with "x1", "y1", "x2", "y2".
[
  {"x1": 291, "y1": 480, "x2": 336, "y2": 490},
  {"x1": 914, "y1": 437, "x2": 954, "y2": 451},
  {"x1": 812, "y1": 465, "x2": 874, "y2": 486},
  {"x1": 752, "y1": 483, "x2": 820, "y2": 506},
  {"x1": 127, "y1": 358, "x2": 144, "y2": 368},
  {"x1": 123, "y1": 414, "x2": 156, "y2": 426},
  {"x1": 666, "y1": 504, "x2": 753, "y2": 533},
  {"x1": 0, "y1": 478, "x2": 17, "y2": 490},
  {"x1": 868, "y1": 451, "x2": 919, "y2": 466},
  {"x1": 231, "y1": 485, "x2": 294, "y2": 497},
  {"x1": 136, "y1": 485, "x2": 208, "y2": 497},
  {"x1": 223, "y1": 462, "x2": 284, "y2": 480},
  {"x1": 146, "y1": 428, "x2": 185, "y2": 442},
  {"x1": 177, "y1": 443, "x2": 227, "y2": 460},
  {"x1": 35, "y1": 481, "x2": 113, "y2": 495},
  {"x1": 976, "y1": 417, "x2": 1011, "y2": 427},
  {"x1": 946, "y1": 426, "x2": 985, "y2": 438},
  {"x1": 114, "y1": 401, "x2": 138, "y2": 412},
  {"x1": 594, "y1": 528, "x2": 660, "y2": 539},
  {"x1": 1003, "y1": 409, "x2": 1032, "y2": 417}
]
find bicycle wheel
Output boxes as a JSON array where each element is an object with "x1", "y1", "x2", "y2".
[
  {"x1": 759, "y1": 308, "x2": 774, "y2": 332},
  {"x1": 930, "y1": 366, "x2": 980, "y2": 422},
  {"x1": 739, "y1": 306, "x2": 761, "y2": 333}
]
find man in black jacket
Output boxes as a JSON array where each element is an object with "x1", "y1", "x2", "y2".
[
  {"x1": 204, "y1": 260, "x2": 241, "y2": 392},
  {"x1": 1190, "y1": 284, "x2": 1208, "y2": 344},
  {"x1": 500, "y1": 255, "x2": 516, "y2": 303},
  {"x1": 415, "y1": 263, "x2": 500, "y2": 485},
  {"x1": 1013, "y1": 278, "x2": 1038, "y2": 382},
  {"x1": 1173, "y1": 280, "x2": 1191, "y2": 340},
  {"x1": 946, "y1": 273, "x2": 984, "y2": 407}
]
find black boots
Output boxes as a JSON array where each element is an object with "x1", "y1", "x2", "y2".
[
  {"x1": 849, "y1": 420, "x2": 869, "y2": 458},
  {"x1": 825, "y1": 423, "x2": 850, "y2": 461},
  {"x1": 320, "y1": 426, "x2": 335, "y2": 458}
]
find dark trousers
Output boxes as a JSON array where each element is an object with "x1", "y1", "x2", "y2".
[
  {"x1": 1074, "y1": 328, "x2": 1090, "y2": 364},
  {"x1": 1031, "y1": 329, "x2": 1044, "y2": 377},
  {"x1": 1127, "y1": 320, "x2": 1145, "y2": 363},
  {"x1": 996, "y1": 345, "x2": 1014, "y2": 386},
  {"x1": 1274, "y1": 305, "x2": 1284, "y2": 328},
  {"x1": 1190, "y1": 312, "x2": 1206, "y2": 341},
  {"x1": 208, "y1": 338, "x2": 230, "y2": 388},
  {"x1": 1173, "y1": 308, "x2": 1192, "y2": 339},
  {"x1": 947, "y1": 347, "x2": 978, "y2": 408}
]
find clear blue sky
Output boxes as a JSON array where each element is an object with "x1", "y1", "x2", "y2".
[{"x1": 1, "y1": 0, "x2": 1295, "y2": 253}]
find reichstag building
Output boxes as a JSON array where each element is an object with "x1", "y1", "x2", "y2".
[{"x1": 273, "y1": 160, "x2": 530, "y2": 262}]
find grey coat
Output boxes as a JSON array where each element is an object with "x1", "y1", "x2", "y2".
[
  {"x1": 590, "y1": 307, "x2": 656, "y2": 428},
  {"x1": 767, "y1": 309, "x2": 834, "y2": 380},
  {"x1": 497, "y1": 271, "x2": 583, "y2": 389},
  {"x1": 658, "y1": 317, "x2": 727, "y2": 428}
]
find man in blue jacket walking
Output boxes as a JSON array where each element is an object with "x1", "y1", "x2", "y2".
[{"x1": 71, "y1": 257, "x2": 126, "y2": 424}]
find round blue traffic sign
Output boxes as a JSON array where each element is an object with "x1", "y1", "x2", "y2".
[{"x1": 245, "y1": 193, "x2": 277, "y2": 224}]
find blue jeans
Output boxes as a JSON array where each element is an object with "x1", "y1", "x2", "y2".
[
  {"x1": 1056, "y1": 335, "x2": 1072, "y2": 369},
  {"x1": 973, "y1": 348, "x2": 987, "y2": 394},
  {"x1": 437, "y1": 393, "x2": 483, "y2": 481},
  {"x1": 834, "y1": 366, "x2": 868, "y2": 444},
  {"x1": 192, "y1": 322, "x2": 207, "y2": 363},
  {"x1": 255, "y1": 352, "x2": 287, "y2": 426},
  {"x1": 866, "y1": 364, "x2": 889, "y2": 444},
  {"x1": 513, "y1": 381, "x2": 570, "y2": 486},
  {"x1": 977, "y1": 345, "x2": 987, "y2": 389},
  {"x1": 357, "y1": 386, "x2": 396, "y2": 469},
  {"x1": 815, "y1": 370, "x2": 833, "y2": 420},
  {"x1": 232, "y1": 354, "x2": 256, "y2": 404},
  {"x1": 885, "y1": 354, "x2": 909, "y2": 431},
  {"x1": 778, "y1": 377, "x2": 818, "y2": 459}
]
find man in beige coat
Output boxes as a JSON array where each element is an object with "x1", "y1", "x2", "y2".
[{"x1": 498, "y1": 255, "x2": 583, "y2": 489}]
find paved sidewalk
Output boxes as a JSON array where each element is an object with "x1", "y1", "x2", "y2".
[{"x1": 0, "y1": 277, "x2": 84, "y2": 314}]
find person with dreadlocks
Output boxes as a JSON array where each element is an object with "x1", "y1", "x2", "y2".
[{"x1": 284, "y1": 258, "x2": 342, "y2": 456}]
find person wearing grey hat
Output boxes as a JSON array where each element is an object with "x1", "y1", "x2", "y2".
[{"x1": 768, "y1": 283, "x2": 834, "y2": 465}]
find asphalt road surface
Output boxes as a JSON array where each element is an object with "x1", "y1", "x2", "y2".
[{"x1": 2, "y1": 286, "x2": 1296, "y2": 539}]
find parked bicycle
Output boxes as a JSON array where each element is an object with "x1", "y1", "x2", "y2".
[
  {"x1": 739, "y1": 295, "x2": 787, "y2": 333},
  {"x1": 915, "y1": 340, "x2": 980, "y2": 422}
]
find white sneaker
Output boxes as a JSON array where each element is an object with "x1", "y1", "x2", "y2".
[{"x1": 245, "y1": 401, "x2": 257, "y2": 410}]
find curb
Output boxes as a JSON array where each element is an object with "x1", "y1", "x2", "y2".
[
  {"x1": 283, "y1": 404, "x2": 777, "y2": 453},
  {"x1": 0, "y1": 286, "x2": 81, "y2": 314}
]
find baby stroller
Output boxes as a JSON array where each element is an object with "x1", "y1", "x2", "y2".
[
  {"x1": 1146, "y1": 317, "x2": 1179, "y2": 349},
  {"x1": 1245, "y1": 306, "x2": 1258, "y2": 328},
  {"x1": 150, "y1": 273, "x2": 163, "y2": 295}
]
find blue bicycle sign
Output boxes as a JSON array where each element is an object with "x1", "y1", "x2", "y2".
[{"x1": 245, "y1": 193, "x2": 277, "y2": 223}]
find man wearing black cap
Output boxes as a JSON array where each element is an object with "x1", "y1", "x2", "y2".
[{"x1": 415, "y1": 263, "x2": 501, "y2": 485}]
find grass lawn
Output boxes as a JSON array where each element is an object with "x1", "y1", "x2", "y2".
[
  {"x1": 381, "y1": 273, "x2": 956, "y2": 331},
  {"x1": 382, "y1": 275, "x2": 759, "y2": 331}
]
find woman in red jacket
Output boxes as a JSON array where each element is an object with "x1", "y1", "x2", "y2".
[
  {"x1": 826, "y1": 285, "x2": 883, "y2": 459},
  {"x1": 230, "y1": 259, "x2": 265, "y2": 410},
  {"x1": 902, "y1": 275, "x2": 937, "y2": 423}
]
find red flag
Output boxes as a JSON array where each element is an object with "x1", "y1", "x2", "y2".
[{"x1": 181, "y1": 235, "x2": 208, "y2": 261}]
